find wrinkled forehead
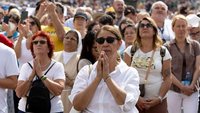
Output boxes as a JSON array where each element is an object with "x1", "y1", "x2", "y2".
[
  {"x1": 113, "y1": 0, "x2": 124, "y2": 5},
  {"x1": 152, "y1": 2, "x2": 168, "y2": 11}
]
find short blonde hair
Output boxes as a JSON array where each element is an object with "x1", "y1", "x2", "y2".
[{"x1": 172, "y1": 14, "x2": 188, "y2": 28}]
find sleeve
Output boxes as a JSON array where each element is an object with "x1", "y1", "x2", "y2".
[
  {"x1": 68, "y1": 65, "x2": 90, "y2": 103},
  {"x1": 120, "y1": 67, "x2": 140, "y2": 112},
  {"x1": 163, "y1": 46, "x2": 172, "y2": 61},
  {"x1": 78, "y1": 59, "x2": 91, "y2": 71},
  {"x1": 52, "y1": 62, "x2": 65, "y2": 80},
  {"x1": 5, "y1": 49, "x2": 19, "y2": 77},
  {"x1": 193, "y1": 40, "x2": 200, "y2": 56},
  {"x1": 124, "y1": 45, "x2": 132, "y2": 57},
  {"x1": 0, "y1": 34, "x2": 13, "y2": 48},
  {"x1": 18, "y1": 62, "x2": 32, "y2": 81}
]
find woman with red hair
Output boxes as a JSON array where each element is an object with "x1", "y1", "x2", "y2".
[{"x1": 16, "y1": 31, "x2": 65, "y2": 113}]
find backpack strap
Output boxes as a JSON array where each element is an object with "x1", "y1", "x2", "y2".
[
  {"x1": 160, "y1": 46, "x2": 166, "y2": 64},
  {"x1": 27, "y1": 61, "x2": 56, "y2": 99},
  {"x1": 27, "y1": 62, "x2": 33, "y2": 69},
  {"x1": 27, "y1": 61, "x2": 56, "y2": 79},
  {"x1": 44, "y1": 61, "x2": 56, "y2": 75}
]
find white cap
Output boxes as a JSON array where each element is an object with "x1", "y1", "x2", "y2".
[{"x1": 186, "y1": 14, "x2": 200, "y2": 27}]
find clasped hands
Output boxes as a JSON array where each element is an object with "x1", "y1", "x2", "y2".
[
  {"x1": 96, "y1": 51, "x2": 110, "y2": 82},
  {"x1": 137, "y1": 96, "x2": 161, "y2": 111}
]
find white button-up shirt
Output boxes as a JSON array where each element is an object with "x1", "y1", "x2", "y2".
[{"x1": 69, "y1": 60, "x2": 140, "y2": 113}]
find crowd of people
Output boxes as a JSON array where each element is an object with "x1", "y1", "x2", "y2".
[{"x1": 0, "y1": 0, "x2": 200, "y2": 113}]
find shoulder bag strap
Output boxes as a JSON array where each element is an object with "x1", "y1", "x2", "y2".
[{"x1": 144, "y1": 50, "x2": 155, "y2": 84}]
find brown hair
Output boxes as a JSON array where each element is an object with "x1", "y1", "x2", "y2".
[
  {"x1": 96, "y1": 25, "x2": 122, "y2": 40},
  {"x1": 134, "y1": 17, "x2": 163, "y2": 49}
]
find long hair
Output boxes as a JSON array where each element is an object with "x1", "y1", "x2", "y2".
[
  {"x1": 134, "y1": 17, "x2": 163, "y2": 49},
  {"x1": 79, "y1": 31, "x2": 96, "y2": 64}
]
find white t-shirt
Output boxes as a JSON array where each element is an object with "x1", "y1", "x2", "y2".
[
  {"x1": 15, "y1": 39, "x2": 33, "y2": 70},
  {"x1": 69, "y1": 60, "x2": 140, "y2": 113},
  {"x1": 18, "y1": 60, "x2": 65, "y2": 113},
  {"x1": 0, "y1": 43, "x2": 19, "y2": 113},
  {"x1": 124, "y1": 45, "x2": 172, "y2": 98}
]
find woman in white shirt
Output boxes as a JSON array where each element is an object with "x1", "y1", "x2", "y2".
[
  {"x1": 16, "y1": 31, "x2": 65, "y2": 113},
  {"x1": 124, "y1": 17, "x2": 172, "y2": 113},
  {"x1": 69, "y1": 25, "x2": 140, "y2": 113}
]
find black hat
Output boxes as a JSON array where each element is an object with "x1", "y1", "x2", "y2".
[
  {"x1": 74, "y1": 12, "x2": 88, "y2": 20},
  {"x1": 124, "y1": 5, "x2": 136, "y2": 16}
]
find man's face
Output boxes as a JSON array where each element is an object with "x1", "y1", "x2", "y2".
[
  {"x1": 151, "y1": 3, "x2": 167, "y2": 21},
  {"x1": 189, "y1": 27, "x2": 200, "y2": 41},
  {"x1": 73, "y1": 16, "x2": 87, "y2": 29},
  {"x1": 113, "y1": 0, "x2": 125, "y2": 14}
]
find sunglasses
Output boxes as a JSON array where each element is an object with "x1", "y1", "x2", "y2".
[
  {"x1": 139, "y1": 23, "x2": 153, "y2": 28},
  {"x1": 96, "y1": 36, "x2": 116, "y2": 44},
  {"x1": 32, "y1": 40, "x2": 46, "y2": 45}
]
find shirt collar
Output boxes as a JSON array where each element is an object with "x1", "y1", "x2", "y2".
[{"x1": 171, "y1": 37, "x2": 191, "y2": 45}]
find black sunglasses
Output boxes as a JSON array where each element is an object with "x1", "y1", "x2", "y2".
[
  {"x1": 96, "y1": 36, "x2": 116, "y2": 44},
  {"x1": 32, "y1": 40, "x2": 46, "y2": 45},
  {"x1": 139, "y1": 23, "x2": 153, "y2": 28}
]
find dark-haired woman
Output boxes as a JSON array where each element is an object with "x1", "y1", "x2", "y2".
[
  {"x1": 78, "y1": 31, "x2": 99, "y2": 71},
  {"x1": 16, "y1": 31, "x2": 65, "y2": 113}
]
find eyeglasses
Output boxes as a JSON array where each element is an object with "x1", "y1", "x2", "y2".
[
  {"x1": 64, "y1": 36, "x2": 77, "y2": 41},
  {"x1": 32, "y1": 40, "x2": 47, "y2": 45},
  {"x1": 29, "y1": 21, "x2": 36, "y2": 26},
  {"x1": 96, "y1": 36, "x2": 116, "y2": 44},
  {"x1": 23, "y1": 21, "x2": 36, "y2": 26},
  {"x1": 139, "y1": 23, "x2": 153, "y2": 28}
]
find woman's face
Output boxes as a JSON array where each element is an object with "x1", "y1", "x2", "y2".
[
  {"x1": 91, "y1": 42, "x2": 99, "y2": 60},
  {"x1": 124, "y1": 26, "x2": 136, "y2": 45},
  {"x1": 8, "y1": 17, "x2": 17, "y2": 31},
  {"x1": 63, "y1": 32, "x2": 78, "y2": 52},
  {"x1": 32, "y1": 36, "x2": 49, "y2": 56},
  {"x1": 96, "y1": 30, "x2": 121, "y2": 58},
  {"x1": 29, "y1": 18, "x2": 39, "y2": 34},
  {"x1": 172, "y1": 19, "x2": 188, "y2": 39},
  {"x1": 139, "y1": 20, "x2": 155, "y2": 39},
  {"x1": 92, "y1": 24, "x2": 100, "y2": 33}
]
